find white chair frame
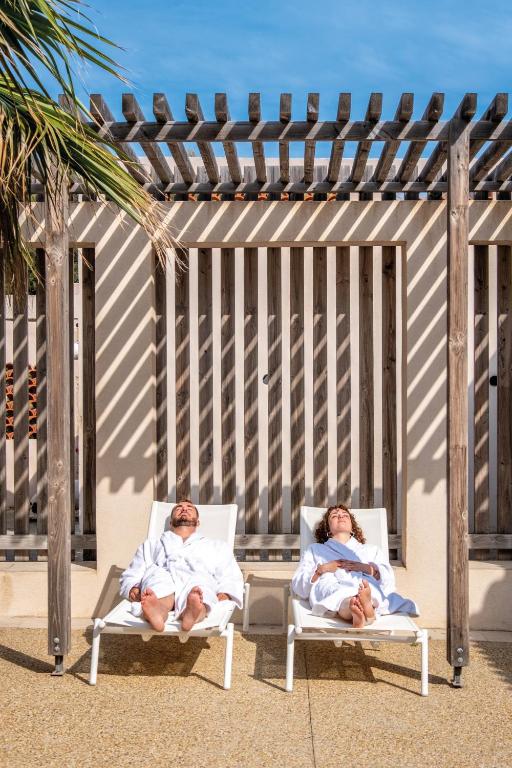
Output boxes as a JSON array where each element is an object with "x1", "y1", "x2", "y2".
[
  {"x1": 89, "y1": 501, "x2": 248, "y2": 690},
  {"x1": 286, "y1": 507, "x2": 429, "y2": 696}
]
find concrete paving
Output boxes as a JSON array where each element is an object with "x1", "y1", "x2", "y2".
[{"x1": 0, "y1": 629, "x2": 511, "y2": 768}]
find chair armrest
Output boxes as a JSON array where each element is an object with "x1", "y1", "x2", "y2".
[
  {"x1": 290, "y1": 593, "x2": 304, "y2": 634},
  {"x1": 242, "y1": 582, "x2": 251, "y2": 632}
]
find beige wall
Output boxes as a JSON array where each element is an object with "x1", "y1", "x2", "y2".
[{"x1": 2, "y1": 199, "x2": 511, "y2": 630}]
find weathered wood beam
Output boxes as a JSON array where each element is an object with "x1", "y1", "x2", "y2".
[
  {"x1": 0, "y1": 534, "x2": 96, "y2": 550},
  {"x1": 92, "y1": 117, "x2": 512, "y2": 144},
  {"x1": 327, "y1": 93, "x2": 351, "y2": 183},
  {"x1": 304, "y1": 93, "x2": 319, "y2": 184},
  {"x1": 90, "y1": 94, "x2": 162, "y2": 198},
  {"x1": 249, "y1": 93, "x2": 266, "y2": 183},
  {"x1": 374, "y1": 93, "x2": 413, "y2": 183},
  {"x1": 36, "y1": 248, "x2": 48, "y2": 537},
  {"x1": 153, "y1": 93, "x2": 195, "y2": 185},
  {"x1": 470, "y1": 93, "x2": 508, "y2": 159},
  {"x1": 471, "y1": 142, "x2": 510, "y2": 182},
  {"x1": 469, "y1": 533, "x2": 512, "y2": 549},
  {"x1": 122, "y1": 94, "x2": 172, "y2": 184},
  {"x1": 447, "y1": 112, "x2": 470, "y2": 686},
  {"x1": 490, "y1": 149, "x2": 512, "y2": 182},
  {"x1": 215, "y1": 93, "x2": 242, "y2": 185},
  {"x1": 45, "y1": 165, "x2": 73, "y2": 670},
  {"x1": 81, "y1": 249, "x2": 96, "y2": 559},
  {"x1": 396, "y1": 93, "x2": 444, "y2": 182},
  {"x1": 13, "y1": 263, "x2": 29, "y2": 559},
  {"x1": 350, "y1": 93, "x2": 382, "y2": 184},
  {"x1": 279, "y1": 93, "x2": 291, "y2": 183},
  {"x1": 421, "y1": 94, "x2": 477, "y2": 184},
  {"x1": 0, "y1": 251, "x2": 5, "y2": 537},
  {"x1": 185, "y1": 93, "x2": 219, "y2": 184}
]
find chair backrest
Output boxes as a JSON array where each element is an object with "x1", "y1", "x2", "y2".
[
  {"x1": 147, "y1": 501, "x2": 238, "y2": 549},
  {"x1": 300, "y1": 506, "x2": 389, "y2": 558}
]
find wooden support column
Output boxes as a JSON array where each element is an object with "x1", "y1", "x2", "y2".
[
  {"x1": 45, "y1": 168, "x2": 72, "y2": 672},
  {"x1": 447, "y1": 114, "x2": 471, "y2": 686}
]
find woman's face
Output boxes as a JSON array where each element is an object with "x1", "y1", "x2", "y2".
[{"x1": 327, "y1": 507, "x2": 353, "y2": 537}]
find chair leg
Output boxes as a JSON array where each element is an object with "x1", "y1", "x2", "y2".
[
  {"x1": 286, "y1": 624, "x2": 295, "y2": 692},
  {"x1": 420, "y1": 630, "x2": 429, "y2": 697},
  {"x1": 89, "y1": 618, "x2": 102, "y2": 686},
  {"x1": 223, "y1": 622, "x2": 234, "y2": 690},
  {"x1": 242, "y1": 583, "x2": 251, "y2": 633}
]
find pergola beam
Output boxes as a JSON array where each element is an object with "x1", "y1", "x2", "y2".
[
  {"x1": 303, "y1": 93, "x2": 319, "y2": 184},
  {"x1": 396, "y1": 93, "x2": 445, "y2": 182},
  {"x1": 153, "y1": 93, "x2": 195, "y2": 185},
  {"x1": 249, "y1": 93, "x2": 266, "y2": 183},
  {"x1": 374, "y1": 93, "x2": 413, "y2": 183},
  {"x1": 327, "y1": 93, "x2": 350, "y2": 183},
  {"x1": 215, "y1": 93, "x2": 242, "y2": 184},
  {"x1": 185, "y1": 93, "x2": 219, "y2": 184},
  {"x1": 279, "y1": 93, "x2": 291, "y2": 183},
  {"x1": 421, "y1": 94, "x2": 477, "y2": 184},
  {"x1": 350, "y1": 93, "x2": 382, "y2": 184},
  {"x1": 122, "y1": 94, "x2": 172, "y2": 185}
]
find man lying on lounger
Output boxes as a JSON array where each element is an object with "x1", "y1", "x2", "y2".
[{"x1": 119, "y1": 500, "x2": 243, "y2": 632}]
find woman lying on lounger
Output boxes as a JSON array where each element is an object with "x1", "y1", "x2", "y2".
[{"x1": 291, "y1": 504, "x2": 419, "y2": 627}]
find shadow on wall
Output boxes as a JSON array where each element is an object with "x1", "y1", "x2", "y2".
[{"x1": 470, "y1": 568, "x2": 512, "y2": 688}]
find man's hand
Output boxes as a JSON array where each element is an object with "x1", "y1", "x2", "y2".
[
  {"x1": 216, "y1": 592, "x2": 230, "y2": 601},
  {"x1": 128, "y1": 585, "x2": 141, "y2": 602}
]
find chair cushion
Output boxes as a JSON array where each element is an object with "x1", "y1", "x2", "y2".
[{"x1": 103, "y1": 599, "x2": 236, "y2": 633}]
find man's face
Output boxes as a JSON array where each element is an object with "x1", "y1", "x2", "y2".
[{"x1": 171, "y1": 500, "x2": 199, "y2": 528}]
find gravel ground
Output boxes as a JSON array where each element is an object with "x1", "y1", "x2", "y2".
[{"x1": 0, "y1": 629, "x2": 511, "y2": 768}]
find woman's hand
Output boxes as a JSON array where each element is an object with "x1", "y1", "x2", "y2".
[
  {"x1": 128, "y1": 585, "x2": 141, "y2": 602},
  {"x1": 337, "y1": 560, "x2": 380, "y2": 579},
  {"x1": 312, "y1": 560, "x2": 341, "y2": 582}
]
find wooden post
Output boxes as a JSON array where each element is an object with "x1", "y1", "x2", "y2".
[
  {"x1": 81, "y1": 249, "x2": 96, "y2": 557},
  {"x1": 447, "y1": 116, "x2": 470, "y2": 686},
  {"x1": 45, "y1": 168, "x2": 72, "y2": 673}
]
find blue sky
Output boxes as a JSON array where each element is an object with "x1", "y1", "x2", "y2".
[{"x1": 61, "y1": 0, "x2": 512, "y2": 157}]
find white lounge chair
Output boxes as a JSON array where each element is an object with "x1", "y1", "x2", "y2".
[
  {"x1": 89, "y1": 502, "x2": 247, "y2": 689},
  {"x1": 286, "y1": 506, "x2": 429, "y2": 696}
]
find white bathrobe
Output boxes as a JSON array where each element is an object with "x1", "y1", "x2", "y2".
[
  {"x1": 292, "y1": 536, "x2": 419, "y2": 617},
  {"x1": 119, "y1": 530, "x2": 244, "y2": 617}
]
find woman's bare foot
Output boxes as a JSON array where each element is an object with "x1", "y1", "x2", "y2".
[
  {"x1": 141, "y1": 588, "x2": 168, "y2": 632},
  {"x1": 349, "y1": 595, "x2": 366, "y2": 628},
  {"x1": 180, "y1": 587, "x2": 207, "y2": 631},
  {"x1": 358, "y1": 579, "x2": 376, "y2": 622}
]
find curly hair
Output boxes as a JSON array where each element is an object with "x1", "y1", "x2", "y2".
[{"x1": 314, "y1": 504, "x2": 366, "y2": 544}]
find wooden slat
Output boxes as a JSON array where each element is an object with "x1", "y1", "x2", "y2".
[
  {"x1": 90, "y1": 94, "x2": 162, "y2": 197},
  {"x1": 382, "y1": 246, "x2": 397, "y2": 533},
  {"x1": 185, "y1": 94, "x2": 219, "y2": 185},
  {"x1": 471, "y1": 143, "x2": 510, "y2": 183},
  {"x1": 290, "y1": 247, "x2": 305, "y2": 533},
  {"x1": 267, "y1": 247, "x2": 282, "y2": 547},
  {"x1": 244, "y1": 248, "x2": 259, "y2": 540},
  {"x1": 45, "y1": 166, "x2": 72, "y2": 659},
  {"x1": 497, "y1": 245, "x2": 512, "y2": 558},
  {"x1": 468, "y1": 94, "x2": 508, "y2": 182},
  {"x1": 473, "y1": 245, "x2": 490, "y2": 558},
  {"x1": 447, "y1": 115, "x2": 470, "y2": 671},
  {"x1": 215, "y1": 94, "x2": 242, "y2": 185},
  {"x1": 198, "y1": 248, "x2": 214, "y2": 503},
  {"x1": 13, "y1": 263, "x2": 29, "y2": 558},
  {"x1": 350, "y1": 93, "x2": 382, "y2": 184},
  {"x1": 490, "y1": 149, "x2": 512, "y2": 182},
  {"x1": 154, "y1": 251, "x2": 167, "y2": 502},
  {"x1": 359, "y1": 246, "x2": 374, "y2": 507},
  {"x1": 327, "y1": 94, "x2": 351, "y2": 183},
  {"x1": 221, "y1": 248, "x2": 236, "y2": 503},
  {"x1": 36, "y1": 249, "x2": 47, "y2": 539},
  {"x1": 122, "y1": 94, "x2": 172, "y2": 184},
  {"x1": 374, "y1": 93, "x2": 413, "y2": 183},
  {"x1": 469, "y1": 533, "x2": 512, "y2": 549},
  {"x1": 313, "y1": 247, "x2": 328, "y2": 505},
  {"x1": 336, "y1": 247, "x2": 351, "y2": 504},
  {"x1": 0, "y1": 534, "x2": 96, "y2": 550},
  {"x1": 279, "y1": 93, "x2": 291, "y2": 183},
  {"x1": 153, "y1": 93, "x2": 195, "y2": 185},
  {"x1": 249, "y1": 93, "x2": 267, "y2": 183},
  {"x1": 175, "y1": 251, "x2": 191, "y2": 500},
  {"x1": 0, "y1": 254, "x2": 5, "y2": 536},
  {"x1": 304, "y1": 93, "x2": 319, "y2": 184},
  {"x1": 396, "y1": 93, "x2": 444, "y2": 182},
  {"x1": 233, "y1": 533, "x2": 402, "y2": 550}
]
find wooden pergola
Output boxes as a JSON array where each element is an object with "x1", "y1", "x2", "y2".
[{"x1": 39, "y1": 90, "x2": 512, "y2": 683}]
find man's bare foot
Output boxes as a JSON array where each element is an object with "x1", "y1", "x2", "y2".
[
  {"x1": 181, "y1": 587, "x2": 207, "y2": 631},
  {"x1": 358, "y1": 579, "x2": 376, "y2": 622},
  {"x1": 141, "y1": 588, "x2": 168, "y2": 632},
  {"x1": 349, "y1": 595, "x2": 366, "y2": 628}
]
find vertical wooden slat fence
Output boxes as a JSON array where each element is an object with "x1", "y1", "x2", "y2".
[
  {"x1": 165, "y1": 244, "x2": 404, "y2": 559},
  {"x1": 497, "y1": 245, "x2": 512, "y2": 559},
  {"x1": 81, "y1": 249, "x2": 96, "y2": 559},
  {"x1": 13, "y1": 263, "x2": 30, "y2": 560},
  {"x1": 0, "y1": 258, "x2": 6, "y2": 540}
]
